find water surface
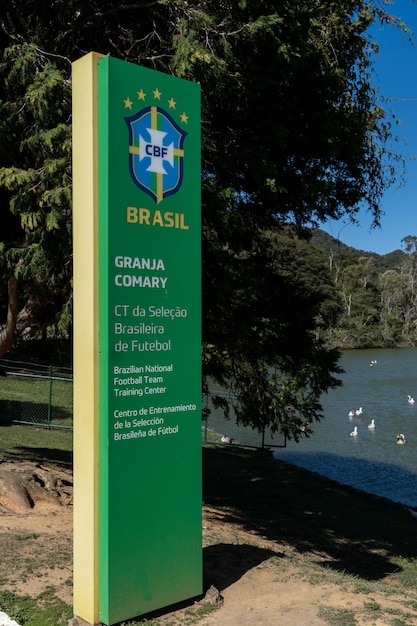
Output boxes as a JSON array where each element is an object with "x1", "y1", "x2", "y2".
[{"x1": 275, "y1": 348, "x2": 417, "y2": 506}]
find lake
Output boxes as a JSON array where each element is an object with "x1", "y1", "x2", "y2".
[{"x1": 274, "y1": 348, "x2": 417, "y2": 507}]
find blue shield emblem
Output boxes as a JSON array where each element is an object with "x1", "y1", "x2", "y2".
[{"x1": 125, "y1": 106, "x2": 187, "y2": 204}]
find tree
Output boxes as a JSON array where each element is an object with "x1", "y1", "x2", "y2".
[
  {"x1": 0, "y1": 0, "x2": 410, "y2": 437},
  {"x1": 379, "y1": 269, "x2": 406, "y2": 345},
  {"x1": 0, "y1": 44, "x2": 72, "y2": 355},
  {"x1": 312, "y1": 231, "x2": 417, "y2": 350},
  {"x1": 398, "y1": 237, "x2": 417, "y2": 342},
  {"x1": 204, "y1": 230, "x2": 343, "y2": 441}
]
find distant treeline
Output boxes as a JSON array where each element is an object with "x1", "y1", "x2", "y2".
[{"x1": 311, "y1": 230, "x2": 417, "y2": 350}]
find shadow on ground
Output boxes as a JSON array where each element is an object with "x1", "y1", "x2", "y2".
[
  {"x1": 202, "y1": 444, "x2": 417, "y2": 581},
  {"x1": 204, "y1": 542, "x2": 280, "y2": 591},
  {"x1": 1, "y1": 444, "x2": 72, "y2": 467}
]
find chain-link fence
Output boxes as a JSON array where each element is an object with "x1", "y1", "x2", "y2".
[
  {"x1": 202, "y1": 391, "x2": 286, "y2": 450},
  {"x1": 0, "y1": 360, "x2": 286, "y2": 447},
  {"x1": 0, "y1": 359, "x2": 73, "y2": 429}
]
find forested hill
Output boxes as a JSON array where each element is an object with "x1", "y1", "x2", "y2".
[
  {"x1": 308, "y1": 230, "x2": 417, "y2": 350},
  {"x1": 311, "y1": 229, "x2": 406, "y2": 272}
]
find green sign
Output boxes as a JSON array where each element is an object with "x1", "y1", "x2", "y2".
[{"x1": 96, "y1": 56, "x2": 201, "y2": 625}]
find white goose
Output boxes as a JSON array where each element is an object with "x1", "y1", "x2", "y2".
[
  {"x1": 355, "y1": 407, "x2": 363, "y2": 416},
  {"x1": 407, "y1": 395, "x2": 415, "y2": 405},
  {"x1": 348, "y1": 409, "x2": 355, "y2": 418},
  {"x1": 397, "y1": 433, "x2": 406, "y2": 445},
  {"x1": 368, "y1": 419, "x2": 375, "y2": 430},
  {"x1": 350, "y1": 426, "x2": 358, "y2": 437}
]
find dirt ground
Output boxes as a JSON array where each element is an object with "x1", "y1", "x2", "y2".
[{"x1": 1, "y1": 495, "x2": 417, "y2": 626}]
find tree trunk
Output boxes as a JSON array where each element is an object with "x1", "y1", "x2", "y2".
[
  {"x1": 0, "y1": 276, "x2": 18, "y2": 359},
  {"x1": 0, "y1": 277, "x2": 41, "y2": 359}
]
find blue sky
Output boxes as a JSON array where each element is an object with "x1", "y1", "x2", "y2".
[{"x1": 321, "y1": 1, "x2": 417, "y2": 255}]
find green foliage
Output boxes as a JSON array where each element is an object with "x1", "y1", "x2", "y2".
[
  {"x1": 0, "y1": 0, "x2": 413, "y2": 436},
  {"x1": 0, "y1": 43, "x2": 72, "y2": 338},
  {"x1": 312, "y1": 230, "x2": 417, "y2": 349},
  {"x1": 203, "y1": 222, "x2": 343, "y2": 439}
]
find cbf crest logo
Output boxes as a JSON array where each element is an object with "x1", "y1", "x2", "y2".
[{"x1": 124, "y1": 91, "x2": 188, "y2": 204}]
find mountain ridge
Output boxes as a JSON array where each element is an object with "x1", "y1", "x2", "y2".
[{"x1": 310, "y1": 229, "x2": 406, "y2": 271}]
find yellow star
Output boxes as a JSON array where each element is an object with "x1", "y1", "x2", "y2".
[
  {"x1": 123, "y1": 97, "x2": 133, "y2": 109},
  {"x1": 153, "y1": 87, "x2": 162, "y2": 100},
  {"x1": 180, "y1": 112, "x2": 189, "y2": 123},
  {"x1": 137, "y1": 89, "x2": 146, "y2": 101},
  {"x1": 168, "y1": 97, "x2": 176, "y2": 109}
]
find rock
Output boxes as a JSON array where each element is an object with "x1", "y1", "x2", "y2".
[
  {"x1": 197, "y1": 585, "x2": 224, "y2": 606},
  {"x1": 0, "y1": 461, "x2": 73, "y2": 513},
  {"x1": 0, "y1": 469, "x2": 32, "y2": 512}
]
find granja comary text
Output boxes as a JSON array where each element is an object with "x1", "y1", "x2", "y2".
[{"x1": 114, "y1": 254, "x2": 168, "y2": 289}]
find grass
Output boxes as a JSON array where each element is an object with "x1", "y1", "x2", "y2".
[
  {"x1": 0, "y1": 423, "x2": 72, "y2": 466},
  {"x1": 2, "y1": 531, "x2": 72, "y2": 583},
  {"x1": 0, "y1": 372, "x2": 73, "y2": 428},
  {"x1": 2, "y1": 428, "x2": 417, "y2": 624},
  {"x1": 0, "y1": 425, "x2": 73, "y2": 626},
  {"x1": 201, "y1": 425, "x2": 223, "y2": 443},
  {"x1": 0, "y1": 588, "x2": 72, "y2": 626},
  {"x1": 317, "y1": 606, "x2": 357, "y2": 625}
]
